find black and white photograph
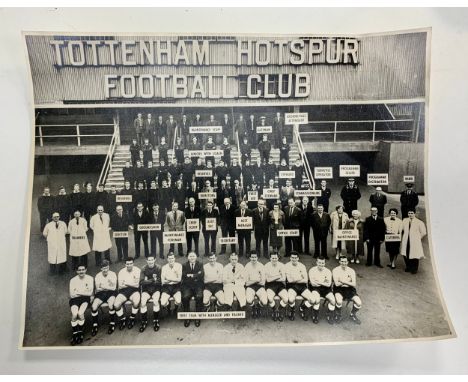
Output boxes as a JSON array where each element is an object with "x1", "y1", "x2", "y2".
[{"x1": 20, "y1": 28, "x2": 454, "y2": 348}]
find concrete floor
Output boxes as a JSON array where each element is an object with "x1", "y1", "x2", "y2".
[{"x1": 22, "y1": 173, "x2": 452, "y2": 347}]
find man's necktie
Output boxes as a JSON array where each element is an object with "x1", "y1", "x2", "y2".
[
  {"x1": 391, "y1": 217, "x2": 395, "y2": 221},
  {"x1": 191, "y1": 264, "x2": 194, "y2": 272},
  {"x1": 100, "y1": 215, "x2": 103, "y2": 223},
  {"x1": 76, "y1": 218, "x2": 79, "y2": 225},
  {"x1": 55, "y1": 222, "x2": 59, "y2": 229},
  {"x1": 290, "y1": 207, "x2": 293, "y2": 217}
]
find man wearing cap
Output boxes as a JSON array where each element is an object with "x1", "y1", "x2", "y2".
[
  {"x1": 369, "y1": 187, "x2": 387, "y2": 217},
  {"x1": 364, "y1": 207, "x2": 386, "y2": 268},
  {"x1": 340, "y1": 178, "x2": 361, "y2": 217},
  {"x1": 90, "y1": 260, "x2": 117, "y2": 336},
  {"x1": 400, "y1": 183, "x2": 419, "y2": 219},
  {"x1": 68, "y1": 264, "x2": 93, "y2": 345}
]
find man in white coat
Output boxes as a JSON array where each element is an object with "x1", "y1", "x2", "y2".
[
  {"x1": 68, "y1": 209, "x2": 91, "y2": 270},
  {"x1": 400, "y1": 209, "x2": 427, "y2": 274},
  {"x1": 43, "y1": 212, "x2": 68, "y2": 275},
  {"x1": 90, "y1": 205, "x2": 112, "y2": 267}
]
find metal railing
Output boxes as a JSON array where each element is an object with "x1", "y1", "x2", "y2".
[
  {"x1": 97, "y1": 118, "x2": 120, "y2": 187},
  {"x1": 293, "y1": 124, "x2": 316, "y2": 190},
  {"x1": 299, "y1": 119, "x2": 414, "y2": 143},
  {"x1": 35, "y1": 123, "x2": 115, "y2": 147}
]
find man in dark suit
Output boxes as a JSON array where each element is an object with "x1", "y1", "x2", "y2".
[
  {"x1": 122, "y1": 161, "x2": 135, "y2": 188},
  {"x1": 133, "y1": 113, "x2": 144, "y2": 145},
  {"x1": 219, "y1": 197, "x2": 236, "y2": 255},
  {"x1": 221, "y1": 113, "x2": 233, "y2": 144},
  {"x1": 181, "y1": 252, "x2": 205, "y2": 327},
  {"x1": 144, "y1": 113, "x2": 157, "y2": 145},
  {"x1": 37, "y1": 186, "x2": 54, "y2": 232},
  {"x1": 235, "y1": 201, "x2": 252, "y2": 257},
  {"x1": 132, "y1": 202, "x2": 150, "y2": 259},
  {"x1": 363, "y1": 207, "x2": 386, "y2": 268},
  {"x1": 340, "y1": 178, "x2": 361, "y2": 217},
  {"x1": 201, "y1": 200, "x2": 219, "y2": 257},
  {"x1": 272, "y1": 112, "x2": 284, "y2": 148},
  {"x1": 317, "y1": 180, "x2": 332, "y2": 213},
  {"x1": 180, "y1": 114, "x2": 191, "y2": 145},
  {"x1": 166, "y1": 115, "x2": 178, "y2": 148},
  {"x1": 252, "y1": 198, "x2": 270, "y2": 258},
  {"x1": 110, "y1": 205, "x2": 130, "y2": 262},
  {"x1": 369, "y1": 186, "x2": 387, "y2": 217},
  {"x1": 311, "y1": 204, "x2": 331, "y2": 259},
  {"x1": 129, "y1": 138, "x2": 140, "y2": 167},
  {"x1": 155, "y1": 115, "x2": 165, "y2": 145},
  {"x1": 149, "y1": 204, "x2": 166, "y2": 259},
  {"x1": 400, "y1": 183, "x2": 419, "y2": 219},
  {"x1": 185, "y1": 197, "x2": 201, "y2": 256},
  {"x1": 299, "y1": 196, "x2": 314, "y2": 256},
  {"x1": 283, "y1": 198, "x2": 301, "y2": 257}
]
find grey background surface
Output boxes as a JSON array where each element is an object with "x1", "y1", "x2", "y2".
[{"x1": 0, "y1": 7, "x2": 467, "y2": 374}]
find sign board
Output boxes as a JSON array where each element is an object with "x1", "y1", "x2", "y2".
[
  {"x1": 198, "y1": 192, "x2": 216, "y2": 200},
  {"x1": 295, "y1": 189, "x2": 321, "y2": 197},
  {"x1": 367, "y1": 173, "x2": 389, "y2": 186},
  {"x1": 339, "y1": 165, "x2": 360, "y2": 177},
  {"x1": 403, "y1": 175, "x2": 415, "y2": 183},
  {"x1": 219, "y1": 237, "x2": 238, "y2": 244},
  {"x1": 335, "y1": 229, "x2": 359, "y2": 240},
  {"x1": 112, "y1": 231, "x2": 129, "y2": 238},
  {"x1": 236, "y1": 216, "x2": 253, "y2": 230},
  {"x1": 189, "y1": 150, "x2": 224, "y2": 158},
  {"x1": 277, "y1": 229, "x2": 300, "y2": 237},
  {"x1": 178, "y1": 311, "x2": 245, "y2": 320},
  {"x1": 385, "y1": 233, "x2": 401, "y2": 242},
  {"x1": 116, "y1": 195, "x2": 132, "y2": 203},
  {"x1": 247, "y1": 191, "x2": 258, "y2": 202},
  {"x1": 256, "y1": 125, "x2": 272, "y2": 134},
  {"x1": 314, "y1": 167, "x2": 333, "y2": 179},
  {"x1": 163, "y1": 231, "x2": 186, "y2": 244},
  {"x1": 285, "y1": 112, "x2": 308, "y2": 125},
  {"x1": 186, "y1": 218, "x2": 200, "y2": 232},
  {"x1": 263, "y1": 188, "x2": 279, "y2": 199},
  {"x1": 189, "y1": 126, "x2": 222, "y2": 134},
  {"x1": 279, "y1": 171, "x2": 295, "y2": 179},
  {"x1": 205, "y1": 217, "x2": 217, "y2": 231},
  {"x1": 195, "y1": 170, "x2": 213, "y2": 178},
  {"x1": 137, "y1": 224, "x2": 161, "y2": 231}
]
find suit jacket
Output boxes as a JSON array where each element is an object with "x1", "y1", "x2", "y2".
[
  {"x1": 280, "y1": 186, "x2": 295, "y2": 204},
  {"x1": 149, "y1": 209, "x2": 166, "y2": 226},
  {"x1": 299, "y1": 203, "x2": 314, "y2": 228},
  {"x1": 219, "y1": 204, "x2": 236, "y2": 230},
  {"x1": 165, "y1": 210, "x2": 185, "y2": 231},
  {"x1": 144, "y1": 118, "x2": 156, "y2": 135},
  {"x1": 283, "y1": 205, "x2": 301, "y2": 229},
  {"x1": 182, "y1": 260, "x2": 204, "y2": 288},
  {"x1": 234, "y1": 208, "x2": 253, "y2": 231},
  {"x1": 200, "y1": 208, "x2": 219, "y2": 232},
  {"x1": 111, "y1": 212, "x2": 130, "y2": 232},
  {"x1": 311, "y1": 212, "x2": 331, "y2": 236},
  {"x1": 369, "y1": 193, "x2": 387, "y2": 208},
  {"x1": 317, "y1": 187, "x2": 332, "y2": 207},
  {"x1": 185, "y1": 206, "x2": 201, "y2": 220},
  {"x1": 132, "y1": 209, "x2": 150, "y2": 228},
  {"x1": 133, "y1": 117, "x2": 144, "y2": 133},
  {"x1": 252, "y1": 207, "x2": 270, "y2": 234},
  {"x1": 363, "y1": 216, "x2": 386, "y2": 242}
]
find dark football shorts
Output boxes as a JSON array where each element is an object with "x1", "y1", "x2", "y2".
[
  {"x1": 69, "y1": 296, "x2": 91, "y2": 307},
  {"x1": 310, "y1": 286, "x2": 332, "y2": 298},
  {"x1": 286, "y1": 282, "x2": 307, "y2": 295},
  {"x1": 117, "y1": 287, "x2": 140, "y2": 300},
  {"x1": 161, "y1": 283, "x2": 181, "y2": 296},
  {"x1": 204, "y1": 283, "x2": 223, "y2": 295},
  {"x1": 265, "y1": 281, "x2": 287, "y2": 295},
  {"x1": 334, "y1": 286, "x2": 358, "y2": 300},
  {"x1": 94, "y1": 290, "x2": 117, "y2": 302},
  {"x1": 141, "y1": 284, "x2": 161, "y2": 295},
  {"x1": 246, "y1": 283, "x2": 265, "y2": 293}
]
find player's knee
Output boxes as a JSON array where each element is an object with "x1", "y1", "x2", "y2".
[{"x1": 354, "y1": 297, "x2": 362, "y2": 309}]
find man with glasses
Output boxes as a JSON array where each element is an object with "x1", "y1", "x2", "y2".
[
  {"x1": 90, "y1": 260, "x2": 117, "y2": 336},
  {"x1": 69, "y1": 264, "x2": 93, "y2": 345},
  {"x1": 43, "y1": 212, "x2": 68, "y2": 275}
]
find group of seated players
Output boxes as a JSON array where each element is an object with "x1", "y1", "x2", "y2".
[{"x1": 68, "y1": 251, "x2": 362, "y2": 345}]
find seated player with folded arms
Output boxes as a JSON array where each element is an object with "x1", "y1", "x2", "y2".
[
  {"x1": 90, "y1": 260, "x2": 117, "y2": 336},
  {"x1": 244, "y1": 252, "x2": 268, "y2": 319},
  {"x1": 139, "y1": 255, "x2": 162, "y2": 333},
  {"x1": 264, "y1": 252, "x2": 289, "y2": 321},
  {"x1": 160, "y1": 252, "x2": 183, "y2": 317},
  {"x1": 332, "y1": 255, "x2": 362, "y2": 324},
  {"x1": 308, "y1": 256, "x2": 336, "y2": 324},
  {"x1": 203, "y1": 252, "x2": 225, "y2": 311},
  {"x1": 69, "y1": 265, "x2": 93, "y2": 345},
  {"x1": 114, "y1": 257, "x2": 141, "y2": 330}
]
